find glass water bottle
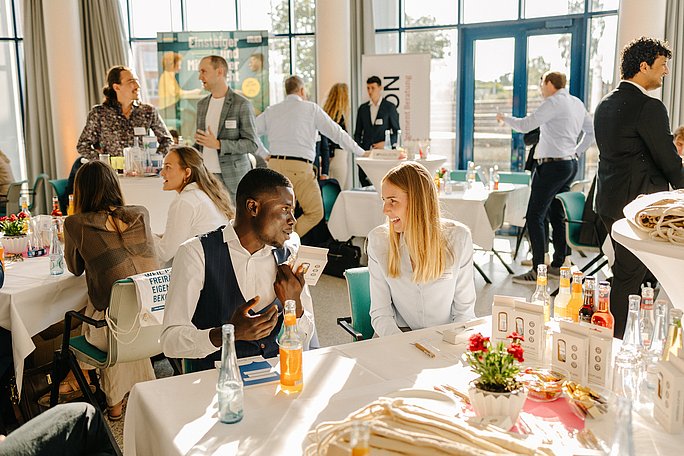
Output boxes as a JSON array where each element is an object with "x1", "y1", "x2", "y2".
[
  {"x1": 217, "y1": 324, "x2": 244, "y2": 424},
  {"x1": 279, "y1": 300, "x2": 303, "y2": 394},
  {"x1": 48, "y1": 221, "x2": 64, "y2": 275},
  {"x1": 640, "y1": 286, "x2": 655, "y2": 349},
  {"x1": 531, "y1": 264, "x2": 552, "y2": 322}
]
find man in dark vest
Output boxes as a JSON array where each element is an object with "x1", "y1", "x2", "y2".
[{"x1": 161, "y1": 168, "x2": 315, "y2": 372}]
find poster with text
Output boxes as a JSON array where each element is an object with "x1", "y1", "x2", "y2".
[
  {"x1": 157, "y1": 31, "x2": 269, "y2": 141},
  {"x1": 361, "y1": 54, "x2": 431, "y2": 143}
]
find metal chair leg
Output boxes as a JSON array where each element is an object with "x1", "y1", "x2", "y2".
[
  {"x1": 474, "y1": 262, "x2": 492, "y2": 284},
  {"x1": 513, "y1": 223, "x2": 527, "y2": 260},
  {"x1": 585, "y1": 258, "x2": 609, "y2": 277},
  {"x1": 492, "y1": 249, "x2": 515, "y2": 274},
  {"x1": 579, "y1": 254, "x2": 605, "y2": 274}
]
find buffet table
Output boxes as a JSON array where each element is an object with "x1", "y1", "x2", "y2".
[
  {"x1": 328, "y1": 183, "x2": 527, "y2": 250},
  {"x1": 119, "y1": 176, "x2": 176, "y2": 234},
  {"x1": 124, "y1": 319, "x2": 673, "y2": 455},
  {"x1": 0, "y1": 256, "x2": 87, "y2": 396}
]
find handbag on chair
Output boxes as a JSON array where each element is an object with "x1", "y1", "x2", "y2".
[{"x1": 323, "y1": 239, "x2": 361, "y2": 278}]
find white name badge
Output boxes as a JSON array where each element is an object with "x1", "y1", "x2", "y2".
[
  {"x1": 225, "y1": 119, "x2": 237, "y2": 129},
  {"x1": 374, "y1": 118, "x2": 383, "y2": 126},
  {"x1": 133, "y1": 127, "x2": 147, "y2": 136}
]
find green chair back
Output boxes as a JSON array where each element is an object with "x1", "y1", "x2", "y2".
[
  {"x1": 498, "y1": 171, "x2": 530, "y2": 185},
  {"x1": 29, "y1": 173, "x2": 49, "y2": 213},
  {"x1": 343, "y1": 267, "x2": 374, "y2": 341},
  {"x1": 2, "y1": 180, "x2": 28, "y2": 216},
  {"x1": 321, "y1": 181, "x2": 341, "y2": 222},
  {"x1": 555, "y1": 191, "x2": 589, "y2": 248},
  {"x1": 49, "y1": 178, "x2": 68, "y2": 199}
]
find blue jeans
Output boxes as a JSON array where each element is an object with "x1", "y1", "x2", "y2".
[{"x1": 526, "y1": 159, "x2": 578, "y2": 269}]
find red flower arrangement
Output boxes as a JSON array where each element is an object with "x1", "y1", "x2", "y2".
[
  {"x1": 0, "y1": 212, "x2": 29, "y2": 236},
  {"x1": 464, "y1": 332, "x2": 525, "y2": 393}
]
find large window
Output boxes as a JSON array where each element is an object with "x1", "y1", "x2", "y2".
[
  {"x1": 373, "y1": 0, "x2": 618, "y2": 174},
  {"x1": 120, "y1": 0, "x2": 317, "y2": 109},
  {"x1": 0, "y1": 0, "x2": 25, "y2": 179}
]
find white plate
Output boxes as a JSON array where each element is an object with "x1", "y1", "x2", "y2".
[{"x1": 381, "y1": 388, "x2": 460, "y2": 416}]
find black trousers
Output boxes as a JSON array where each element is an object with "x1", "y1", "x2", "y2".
[
  {"x1": 601, "y1": 215, "x2": 654, "y2": 339},
  {"x1": 526, "y1": 159, "x2": 578, "y2": 269}
]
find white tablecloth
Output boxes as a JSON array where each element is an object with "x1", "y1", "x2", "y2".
[
  {"x1": 611, "y1": 218, "x2": 684, "y2": 310},
  {"x1": 119, "y1": 176, "x2": 176, "y2": 234},
  {"x1": 355, "y1": 155, "x2": 447, "y2": 191},
  {"x1": 0, "y1": 256, "x2": 87, "y2": 396},
  {"x1": 328, "y1": 183, "x2": 528, "y2": 250},
  {"x1": 124, "y1": 318, "x2": 674, "y2": 456}
]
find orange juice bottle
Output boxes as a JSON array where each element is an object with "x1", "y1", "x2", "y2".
[
  {"x1": 0, "y1": 241, "x2": 4, "y2": 271},
  {"x1": 279, "y1": 300, "x2": 302, "y2": 394},
  {"x1": 567, "y1": 272, "x2": 584, "y2": 322},
  {"x1": 67, "y1": 195, "x2": 75, "y2": 216},
  {"x1": 350, "y1": 421, "x2": 371, "y2": 455}
]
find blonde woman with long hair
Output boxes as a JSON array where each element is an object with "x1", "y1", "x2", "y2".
[
  {"x1": 367, "y1": 162, "x2": 476, "y2": 336},
  {"x1": 156, "y1": 146, "x2": 235, "y2": 264},
  {"x1": 321, "y1": 83, "x2": 352, "y2": 189}
]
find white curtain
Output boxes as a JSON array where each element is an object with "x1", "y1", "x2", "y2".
[
  {"x1": 23, "y1": 0, "x2": 57, "y2": 214},
  {"x1": 79, "y1": 0, "x2": 129, "y2": 109},
  {"x1": 663, "y1": 0, "x2": 683, "y2": 129}
]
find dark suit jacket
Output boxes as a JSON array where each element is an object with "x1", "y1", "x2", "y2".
[
  {"x1": 354, "y1": 99, "x2": 400, "y2": 150},
  {"x1": 594, "y1": 81, "x2": 684, "y2": 221}
]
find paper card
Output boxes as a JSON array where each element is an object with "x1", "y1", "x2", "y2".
[
  {"x1": 514, "y1": 301, "x2": 545, "y2": 363},
  {"x1": 374, "y1": 118, "x2": 383, "y2": 125},
  {"x1": 654, "y1": 360, "x2": 684, "y2": 433},
  {"x1": 225, "y1": 119, "x2": 237, "y2": 129},
  {"x1": 291, "y1": 245, "x2": 328, "y2": 286},
  {"x1": 133, "y1": 127, "x2": 147, "y2": 136},
  {"x1": 491, "y1": 295, "x2": 516, "y2": 344},
  {"x1": 553, "y1": 321, "x2": 589, "y2": 384},
  {"x1": 216, "y1": 356, "x2": 280, "y2": 388},
  {"x1": 586, "y1": 324, "x2": 613, "y2": 387}
]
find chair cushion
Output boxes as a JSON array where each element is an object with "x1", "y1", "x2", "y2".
[{"x1": 69, "y1": 335, "x2": 107, "y2": 365}]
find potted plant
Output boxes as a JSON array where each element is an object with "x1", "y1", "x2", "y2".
[
  {"x1": 464, "y1": 332, "x2": 527, "y2": 423},
  {"x1": 0, "y1": 212, "x2": 30, "y2": 255}
]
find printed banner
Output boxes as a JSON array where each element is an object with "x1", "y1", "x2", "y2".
[
  {"x1": 157, "y1": 31, "x2": 269, "y2": 140},
  {"x1": 130, "y1": 268, "x2": 172, "y2": 326},
  {"x1": 361, "y1": 54, "x2": 431, "y2": 142}
]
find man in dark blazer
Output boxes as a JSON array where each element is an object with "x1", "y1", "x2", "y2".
[
  {"x1": 595, "y1": 37, "x2": 684, "y2": 338},
  {"x1": 196, "y1": 55, "x2": 258, "y2": 201},
  {"x1": 354, "y1": 75, "x2": 400, "y2": 186}
]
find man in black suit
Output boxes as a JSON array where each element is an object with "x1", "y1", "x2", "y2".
[
  {"x1": 354, "y1": 76, "x2": 400, "y2": 186},
  {"x1": 595, "y1": 36, "x2": 684, "y2": 338}
]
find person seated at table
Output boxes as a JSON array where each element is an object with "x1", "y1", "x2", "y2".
[
  {"x1": 0, "y1": 403, "x2": 117, "y2": 455},
  {"x1": 155, "y1": 146, "x2": 234, "y2": 266},
  {"x1": 161, "y1": 168, "x2": 315, "y2": 372},
  {"x1": 77, "y1": 65, "x2": 172, "y2": 160},
  {"x1": 64, "y1": 160, "x2": 158, "y2": 420},
  {"x1": 675, "y1": 125, "x2": 684, "y2": 157},
  {"x1": 368, "y1": 161, "x2": 476, "y2": 337},
  {"x1": 0, "y1": 149, "x2": 15, "y2": 204}
]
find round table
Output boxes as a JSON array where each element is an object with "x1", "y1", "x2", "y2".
[{"x1": 355, "y1": 155, "x2": 447, "y2": 190}]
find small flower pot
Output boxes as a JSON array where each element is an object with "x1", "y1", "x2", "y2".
[
  {"x1": 468, "y1": 383, "x2": 528, "y2": 424},
  {"x1": 2, "y1": 235, "x2": 28, "y2": 255}
]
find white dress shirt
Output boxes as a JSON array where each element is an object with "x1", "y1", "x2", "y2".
[
  {"x1": 255, "y1": 94, "x2": 365, "y2": 161},
  {"x1": 369, "y1": 98, "x2": 381, "y2": 124},
  {"x1": 154, "y1": 182, "x2": 229, "y2": 265},
  {"x1": 202, "y1": 96, "x2": 224, "y2": 173},
  {"x1": 161, "y1": 222, "x2": 315, "y2": 359},
  {"x1": 622, "y1": 79, "x2": 649, "y2": 95},
  {"x1": 367, "y1": 220, "x2": 477, "y2": 337},
  {"x1": 502, "y1": 88, "x2": 594, "y2": 159}
]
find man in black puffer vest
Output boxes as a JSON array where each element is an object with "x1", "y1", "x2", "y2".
[{"x1": 161, "y1": 168, "x2": 316, "y2": 372}]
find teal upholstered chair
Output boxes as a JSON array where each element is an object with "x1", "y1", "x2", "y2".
[
  {"x1": 27, "y1": 173, "x2": 49, "y2": 214},
  {"x1": 321, "y1": 180, "x2": 341, "y2": 222},
  {"x1": 0, "y1": 180, "x2": 28, "y2": 217},
  {"x1": 555, "y1": 191, "x2": 608, "y2": 276},
  {"x1": 337, "y1": 267, "x2": 374, "y2": 341},
  {"x1": 498, "y1": 171, "x2": 531, "y2": 185},
  {"x1": 49, "y1": 178, "x2": 69, "y2": 214}
]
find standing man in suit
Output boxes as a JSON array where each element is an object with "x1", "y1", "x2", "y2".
[
  {"x1": 196, "y1": 55, "x2": 258, "y2": 202},
  {"x1": 354, "y1": 76, "x2": 401, "y2": 186},
  {"x1": 595, "y1": 37, "x2": 684, "y2": 338}
]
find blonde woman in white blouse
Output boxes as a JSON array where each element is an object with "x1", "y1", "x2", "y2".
[
  {"x1": 156, "y1": 146, "x2": 234, "y2": 265},
  {"x1": 367, "y1": 161, "x2": 477, "y2": 337}
]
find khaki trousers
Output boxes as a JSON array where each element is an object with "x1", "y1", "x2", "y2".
[{"x1": 269, "y1": 158, "x2": 323, "y2": 237}]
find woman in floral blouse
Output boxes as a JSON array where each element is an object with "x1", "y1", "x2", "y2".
[{"x1": 77, "y1": 65, "x2": 172, "y2": 159}]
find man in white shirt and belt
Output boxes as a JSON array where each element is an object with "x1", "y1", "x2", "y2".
[
  {"x1": 497, "y1": 71, "x2": 594, "y2": 284},
  {"x1": 161, "y1": 168, "x2": 315, "y2": 371},
  {"x1": 256, "y1": 75, "x2": 366, "y2": 237}
]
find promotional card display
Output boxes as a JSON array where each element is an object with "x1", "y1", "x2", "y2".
[
  {"x1": 655, "y1": 352, "x2": 684, "y2": 433},
  {"x1": 552, "y1": 321, "x2": 589, "y2": 384},
  {"x1": 291, "y1": 245, "x2": 329, "y2": 286},
  {"x1": 586, "y1": 324, "x2": 613, "y2": 387},
  {"x1": 490, "y1": 296, "x2": 544, "y2": 363}
]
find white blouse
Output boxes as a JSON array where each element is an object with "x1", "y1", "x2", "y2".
[
  {"x1": 367, "y1": 219, "x2": 477, "y2": 337},
  {"x1": 155, "y1": 182, "x2": 229, "y2": 264}
]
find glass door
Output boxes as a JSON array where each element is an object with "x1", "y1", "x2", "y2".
[{"x1": 458, "y1": 19, "x2": 585, "y2": 170}]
